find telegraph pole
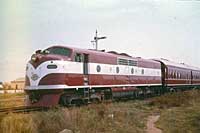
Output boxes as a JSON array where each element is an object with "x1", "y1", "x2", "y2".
[
  {"x1": 91, "y1": 30, "x2": 106, "y2": 50},
  {"x1": 95, "y1": 30, "x2": 98, "y2": 50}
]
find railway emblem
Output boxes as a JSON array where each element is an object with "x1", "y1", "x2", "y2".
[{"x1": 31, "y1": 73, "x2": 39, "y2": 81}]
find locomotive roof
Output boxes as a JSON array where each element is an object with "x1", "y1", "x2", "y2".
[
  {"x1": 49, "y1": 45, "x2": 160, "y2": 64},
  {"x1": 154, "y1": 58, "x2": 200, "y2": 71}
]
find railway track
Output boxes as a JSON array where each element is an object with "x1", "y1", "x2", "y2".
[{"x1": 0, "y1": 106, "x2": 49, "y2": 114}]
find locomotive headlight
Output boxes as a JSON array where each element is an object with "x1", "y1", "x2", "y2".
[
  {"x1": 43, "y1": 50, "x2": 49, "y2": 54},
  {"x1": 31, "y1": 54, "x2": 38, "y2": 62}
]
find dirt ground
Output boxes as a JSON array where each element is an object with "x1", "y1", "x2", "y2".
[{"x1": 147, "y1": 115, "x2": 162, "y2": 133}]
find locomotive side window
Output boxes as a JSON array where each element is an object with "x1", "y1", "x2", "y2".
[
  {"x1": 117, "y1": 58, "x2": 137, "y2": 66},
  {"x1": 75, "y1": 53, "x2": 83, "y2": 62},
  {"x1": 118, "y1": 58, "x2": 128, "y2": 65},
  {"x1": 128, "y1": 60, "x2": 137, "y2": 66},
  {"x1": 47, "y1": 47, "x2": 71, "y2": 56}
]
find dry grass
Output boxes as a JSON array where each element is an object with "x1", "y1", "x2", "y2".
[
  {"x1": 1, "y1": 90, "x2": 200, "y2": 133},
  {"x1": 0, "y1": 101, "x2": 153, "y2": 133},
  {"x1": 156, "y1": 105, "x2": 200, "y2": 133},
  {"x1": 1, "y1": 113, "x2": 37, "y2": 133},
  {"x1": 148, "y1": 90, "x2": 200, "y2": 109},
  {"x1": 0, "y1": 93, "x2": 25, "y2": 108},
  {"x1": 0, "y1": 93, "x2": 24, "y2": 100},
  {"x1": 152, "y1": 90, "x2": 200, "y2": 133}
]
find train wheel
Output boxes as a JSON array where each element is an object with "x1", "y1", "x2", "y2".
[
  {"x1": 59, "y1": 95, "x2": 69, "y2": 106},
  {"x1": 170, "y1": 88, "x2": 176, "y2": 93}
]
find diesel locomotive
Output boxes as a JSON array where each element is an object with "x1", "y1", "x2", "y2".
[{"x1": 25, "y1": 45, "x2": 200, "y2": 106}]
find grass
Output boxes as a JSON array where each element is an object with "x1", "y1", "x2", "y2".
[
  {"x1": 0, "y1": 93, "x2": 25, "y2": 100},
  {"x1": 156, "y1": 106, "x2": 200, "y2": 133},
  {"x1": 150, "y1": 90, "x2": 200, "y2": 133},
  {"x1": 0, "y1": 93, "x2": 25, "y2": 108},
  {"x1": 0, "y1": 101, "x2": 153, "y2": 133},
  {"x1": 1, "y1": 90, "x2": 200, "y2": 133},
  {"x1": 148, "y1": 90, "x2": 200, "y2": 108}
]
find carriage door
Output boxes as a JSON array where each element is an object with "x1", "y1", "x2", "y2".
[
  {"x1": 83, "y1": 54, "x2": 89, "y2": 85},
  {"x1": 191, "y1": 71, "x2": 193, "y2": 84}
]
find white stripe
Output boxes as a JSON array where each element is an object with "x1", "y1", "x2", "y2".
[
  {"x1": 25, "y1": 83, "x2": 162, "y2": 90},
  {"x1": 167, "y1": 84, "x2": 200, "y2": 86},
  {"x1": 89, "y1": 63, "x2": 161, "y2": 76},
  {"x1": 26, "y1": 60, "x2": 161, "y2": 86}
]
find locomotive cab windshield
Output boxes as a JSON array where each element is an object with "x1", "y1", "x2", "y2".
[{"x1": 45, "y1": 47, "x2": 71, "y2": 57}]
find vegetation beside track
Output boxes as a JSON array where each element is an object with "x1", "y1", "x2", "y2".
[
  {"x1": 0, "y1": 93, "x2": 25, "y2": 108},
  {"x1": 157, "y1": 105, "x2": 200, "y2": 133},
  {"x1": 1, "y1": 90, "x2": 200, "y2": 133},
  {"x1": 0, "y1": 93, "x2": 24, "y2": 100},
  {"x1": 0, "y1": 101, "x2": 153, "y2": 133},
  {"x1": 151, "y1": 90, "x2": 200, "y2": 133}
]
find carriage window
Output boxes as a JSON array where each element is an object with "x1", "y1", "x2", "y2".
[
  {"x1": 75, "y1": 53, "x2": 83, "y2": 62},
  {"x1": 174, "y1": 72, "x2": 176, "y2": 78},
  {"x1": 168, "y1": 70, "x2": 171, "y2": 78},
  {"x1": 170, "y1": 71, "x2": 173, "y2": 78},
  {"x1": 46, "y1": 47, "x2": 71, "y2": 56}
]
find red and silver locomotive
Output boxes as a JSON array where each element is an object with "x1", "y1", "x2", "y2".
[{"x1": 25, "y1": 45, "x2": 200, "y2": 106}]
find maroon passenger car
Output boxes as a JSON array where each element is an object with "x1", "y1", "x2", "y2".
[{"x1": 155, "y1": 58, "x2": 200, "y2": 90}]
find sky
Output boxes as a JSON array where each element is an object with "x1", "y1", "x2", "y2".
[{"x1": 0, "y1": 0, "x2": 200, "y2": 82}]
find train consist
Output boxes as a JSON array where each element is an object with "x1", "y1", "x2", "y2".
[{"x1": 25, "y1": 45, "x2": 200, "y2": 106}]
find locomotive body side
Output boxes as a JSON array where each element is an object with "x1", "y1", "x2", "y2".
[{"x1": 25, "y1": 45, "x2": 162, "y2": 106}]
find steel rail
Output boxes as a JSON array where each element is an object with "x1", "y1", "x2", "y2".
[{"x1": 0, "y1": 106, "x2": 49, "y2": 114}]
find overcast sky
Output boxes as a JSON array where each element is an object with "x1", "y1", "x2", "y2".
[{"x1": 0, "y1": 0, "x2": 200, "y2": 82}]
